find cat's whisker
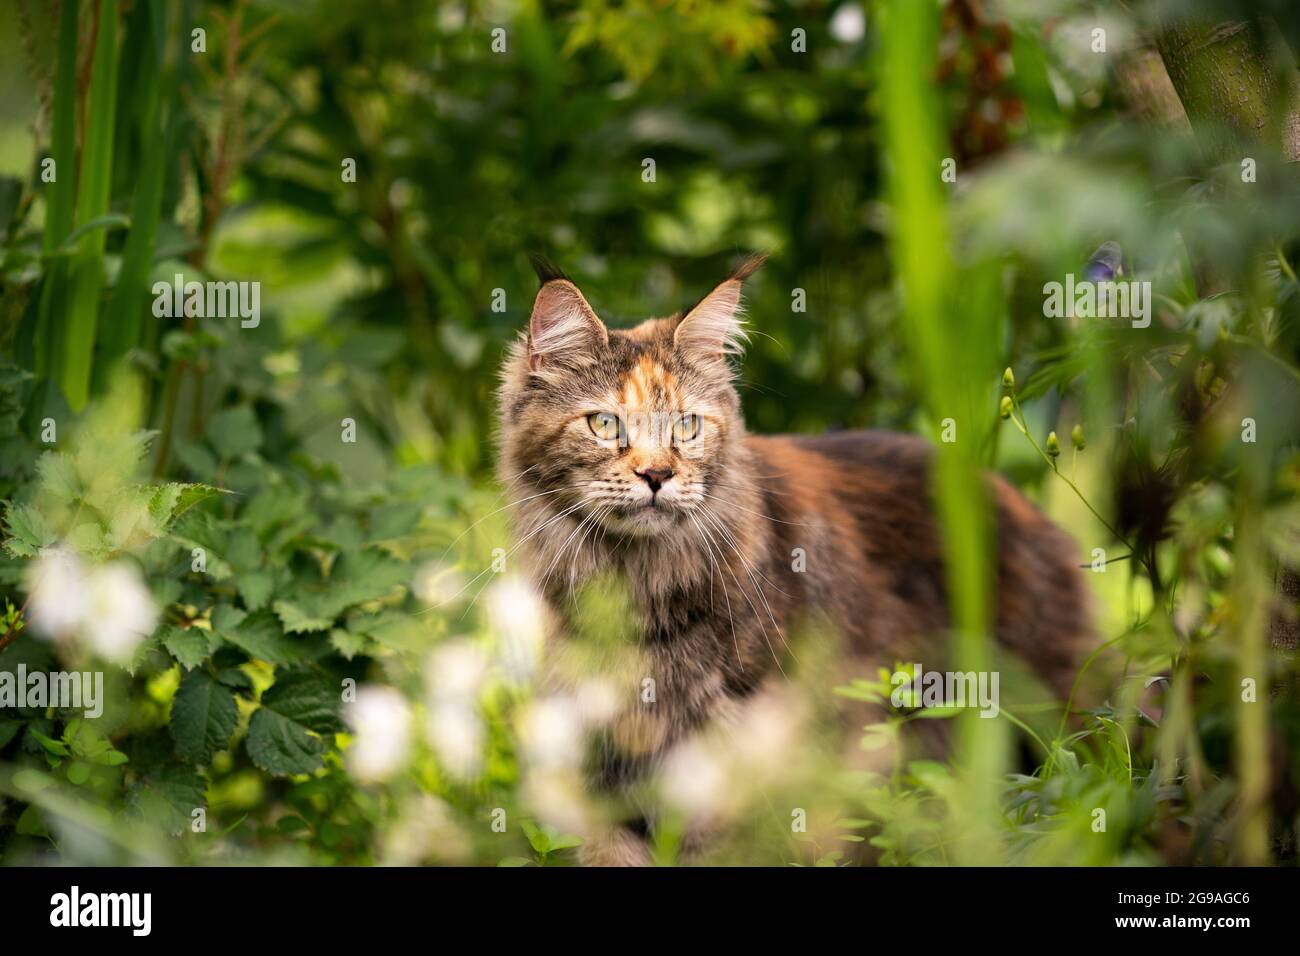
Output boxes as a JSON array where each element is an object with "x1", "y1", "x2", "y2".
[
  {"x1": 698, "y1": 501, "x2": 794, "y2": 602},
  {"x1": 431, "y1": 483, "x2": 571, "y2": 566},
  {"x1": 686, "y1": 512, "x2": 742, "y2": 667},
  {"x1": 538, "y1": 501, "x2": 606, "y2": 597},
  {"x1": 415, "y1": 497, "x2": 588, "y2": 617},
  {"x1": 567, "y1": 505, "x2": 613, "y2": 602},
  {"x1": 453, "y1": 497, "x2": 596, "y2": 618},
  {"x1": 692, "y1": 509, "x2": 787, "y2": 677},
  {"x1": 696, "y1": 507, "x2": 793, "y2": 672},
  {"x1": 697, "y1": 490, "x2": 812, "y2": 527}
]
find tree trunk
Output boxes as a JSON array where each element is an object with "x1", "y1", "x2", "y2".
[{"x1": 1155, "y1": 18, "x2": 1300, "y2": 163}]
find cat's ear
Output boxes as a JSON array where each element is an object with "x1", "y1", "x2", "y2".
[
  {"x1": 527, "y1": 261, "x2": 608, "y2": 373},
  {"x1": 673, "y1": 254, "x2": 766, "y2": 361}
]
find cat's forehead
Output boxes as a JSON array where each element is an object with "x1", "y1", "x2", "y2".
[
  {"x1": 602, "y1": 325, "x2": 716, "y2": 411},
  {"x1": 617, "y1": 351, "x2": 680, "y2": 409}
]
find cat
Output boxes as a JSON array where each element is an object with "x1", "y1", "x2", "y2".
[{"x1": 496, "y1": 254, "x2": 1092, "y2": 864}]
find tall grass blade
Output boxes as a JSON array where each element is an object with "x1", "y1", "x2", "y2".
[
  {"x1": 33, "y1": 0, "x2": 81, "y2": 379},
  {"x1": 58, "y1": 0, "x2": 121, "y2": 411},
  {"x1": 100, "y1": 0, "x2": 167, "y2": 376},
  {"x1": 878, "y1": 0, "x2": 1006, "y2": 863}
]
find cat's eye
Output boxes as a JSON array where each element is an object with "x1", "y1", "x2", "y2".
[
  {"x1": 587, "y1": 411, "x2": 622, "y2": 441},
  {"x1": 673, "y1": 414, "x2": 701, "y2": 442}
]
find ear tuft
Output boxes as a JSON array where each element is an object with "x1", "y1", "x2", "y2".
[
  {"x1": 727, "y1": 253, "x2": 767, "y2": 283},
  {"x1": 528, "y1": 253, "x2": 569, "y2": 285},
  {"x1": 528, "y1": 279, "x2": 607, "y2": 373},
  {"x1": 673, "y1": 255, "x2": 766, "y2": 361}
]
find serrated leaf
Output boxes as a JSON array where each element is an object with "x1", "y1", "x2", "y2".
[
  {"x1": 148, "y1": 483, "x2": 182, "y2": 527},
  {"x1": 65, "y1": 521, "x2": 111, "y2": 557},
  {"x1": 273, "y1": 599, "x2": 334, "y2": 634},
  {"x1": 35, "y1": 452, "x2": 80, "y2": 501},
  {"x1": 170, "y1": 669, "x2": 237, "y2": 764},
  {"x1": 159, "y1": 625, "x2": 216, "y2": 671},
  {"x1": 235, "y1": 569, "x2": 276, "y2": 611},
  {"x1": 274, "y1": 548, "x2": 408, "y2": 632},
  {"x1": 126, "y1": 762, "x2": 206, "y2": 835},
  {"x1": 3, "y1": 503, "x2": 57, "y2": 557},
  {"x1": 328, "y1": 628, "x2": 368, "y2": 661},
  {"x1": 170, "y1": 483, "x2": 225, "y2": 520},
  {"x1": 214, "y1": 661, "x2": 253, "y2": 689},
  {"x1": 245, "y1": 672, "x2": 342, "y2": 776},
  {"x1": 218, "y1": 607, "x2": 300, "y2": 666},
  {"x1": 170, "y1": 509, "x2": 233, "y2": 579}
]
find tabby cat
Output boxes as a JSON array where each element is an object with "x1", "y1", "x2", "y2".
[{"x1": 496, "y1": 255, "x2": 1091, "y2": 864}]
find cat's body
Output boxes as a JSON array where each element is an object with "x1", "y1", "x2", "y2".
[{"x1": 497, "y1": 257, "x2": 1091, "y2": 863}]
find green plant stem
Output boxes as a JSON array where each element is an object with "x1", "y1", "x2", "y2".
[{"x1": 1006, "y1": 391, "x2": 1143, "y2": 569}]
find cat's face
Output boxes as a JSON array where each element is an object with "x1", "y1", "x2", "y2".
[{"x1": 498, "y1": 259, "x2": 763, "y2": 539}]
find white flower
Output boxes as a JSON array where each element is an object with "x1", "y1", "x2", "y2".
[
  {"x1": 660, "y1": 739, "x2": 730, "y2": 820},
  {"x1": 26, "y1": 548, "x2": 89, "y2": 639},
  {"x1": 422, "y1": 639, "x2": 489, "y2": 781},
  {"x1": 486, "y1": 576, "x2": 546, "y2": 684},
  {"x1": 829, "y1": 3, "x2": 866, "y2": 44},
  {"x1": 425, "y1": 700, "x2": 484, "y2": 781},
  {"x1": 346, "y1": 686, "x2": 414, "y2": 783},
  {"x1": 379, "y1": 795, "x2": 471, "y2": 866},
  {"x1": 522, "y1": 770, "x2": 593, "y2": 837},
  {"x1": 27, "y1": 549, "x2": 157, "y2": 664},
  {"x1": 425, "y1": 638, "x2": 489, "y2": 703},
  {"x1": 81, "y1": 563, "x2": 158, "y2": 663},
  {"x1": 519, "y1": 696, "x2": 584, "y2": 771}
]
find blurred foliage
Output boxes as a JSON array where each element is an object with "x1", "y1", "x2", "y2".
[{"x1": 0, "y1": 0, "x2": 1297, "y2": 865}]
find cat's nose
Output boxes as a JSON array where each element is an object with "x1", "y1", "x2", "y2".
[{"x1": 636, "y1": 466, "x2": 674, "y2": 493}]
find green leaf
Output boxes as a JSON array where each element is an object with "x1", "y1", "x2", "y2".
[
  {"x1": 520, "y1": 819, "x2": 550, "y2": 854},
  {"x1": 126, "y1": 762, "x2": 205, "y2": 835},
  {"x1": 328, "y1": 628, "x2": 368, "y2": 661},
  {"x1": 171, "y1": 509, "x2": 233, "y2": 579},
  {"x1": 272, "y1": 599, "x2": 334, "y2": 634},
  {"x1": 3, "y1": 503, "x2": 57, "y2": 558},
  {"x1": 235, "y1": 569, "x2": 276, "y2": 611},
  {"x1": 273, "y1": 548, "x2": 408, "y2": 632},
  {"x1": 208, "y1": 406, "x2": 263, "y2": 459},
  {"x1": 66, "y1": 719, "x2": 128, "y2": 765},
  {"x1": 245, "y1": 672, "x2": 343, "y2": 776},
  {"x1": 53, "y1": 212, "x2": 132, "y2": 254},
  {"x1": 35, "y1": 451, "x2": 80, "y2": 501},
  {"x1": 170, "y1": 669, "x2": 238, "y2": 763},
  {"x1": 0, "y1": 359, "x2": 32, "y2": 440},
  {"x1": 29, "y1": 728, "x2": 70, "y2": 757},
  {"x1": 217, "y1": 607, "x2": 301, "y2": 666},
  {"x1": 159, "y1": 624, "x2": 216, "y2": 671}
]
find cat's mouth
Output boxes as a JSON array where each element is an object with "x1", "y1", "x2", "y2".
[{"x1": 601, "y1": 498, "x2": 682, "y2": 534}]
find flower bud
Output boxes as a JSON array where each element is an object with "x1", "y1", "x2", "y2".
[
  {"x1": 1071, "y1": 424, "x2": 1086, "y2": 451},
  {"x1": 998, "y1": 396, "x2": 1013, "y2": 420},
  {"x1": 1046, "y1": 431, "x2": 1061, "y2": 458},
  {"x1": 1001, "y1": 367, "x2": 1015, "y2": 389}
]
